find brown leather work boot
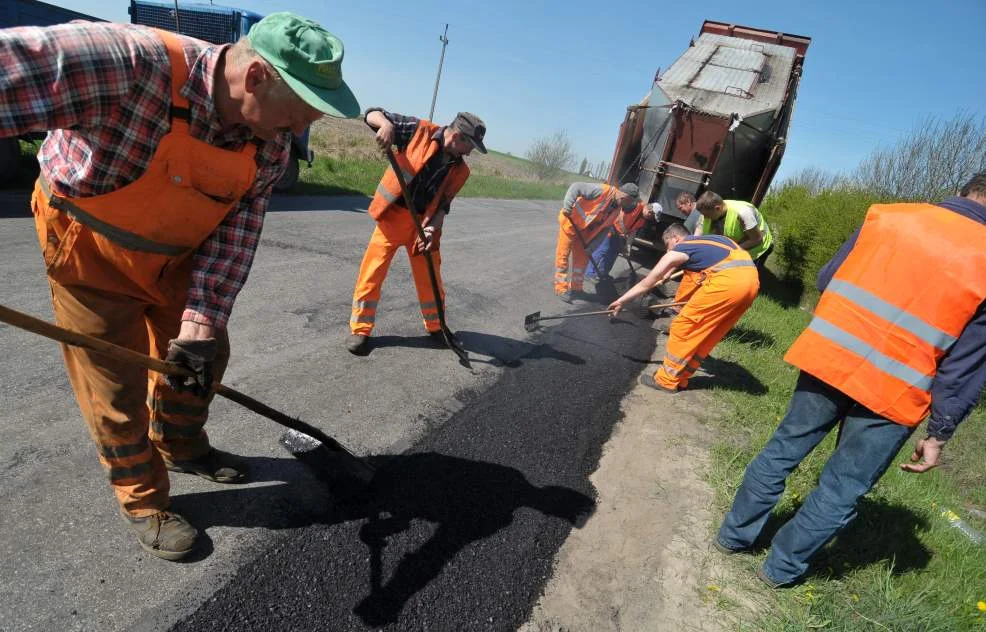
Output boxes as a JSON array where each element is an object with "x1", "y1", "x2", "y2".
[
  {"x1": 122, "y1": 510, "x2": 198, "y2": 561},
  {"x1": 164, "y1": 448, "x2": 248, "y2": 483}
]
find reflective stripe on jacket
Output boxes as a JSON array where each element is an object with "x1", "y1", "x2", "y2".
[
  {"x1": 368, "y1": 120, "x2": 470, "y2": 222},
  {"x1": 785, "y1": 203, "x2": 986, "y2": 426},
  {"x1": 31, "y1": 28, "x2": 258, "y2": 305},
  {"x1": 565, "y1": 184, "x2": 624, "y2": 243},
  {"x1": 702, "y1": 200, "x2": 773, "y2": 260}
]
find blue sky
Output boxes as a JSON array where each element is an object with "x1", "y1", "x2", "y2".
[{"x1": 65, "y1": 0, "x2": 986, "y2": 182}]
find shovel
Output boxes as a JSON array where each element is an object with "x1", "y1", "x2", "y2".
[
  {"x1": 384, "y1": 148, "x2": 470, "y2": 368},
  {"x1": 0, "y1": 303, "x2": 375, "y2": 492},
  {"x1": 569, "y1": 219, "x2": 617, "y2": 300},
  {"x1": 524, "y1": 308, "x2": 615, "y2": 331}
]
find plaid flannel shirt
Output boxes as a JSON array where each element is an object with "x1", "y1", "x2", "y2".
[{"x1": 0, "y1": 22, "x2": 292, "y2": 328}]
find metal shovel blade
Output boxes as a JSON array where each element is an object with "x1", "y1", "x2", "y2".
[{"x1": 524, "y1": 311, "x2": 541, "y2": 332}]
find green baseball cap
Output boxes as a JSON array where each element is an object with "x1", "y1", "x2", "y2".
[{"x1": 248, "y1": 12, "x2": 360, "y2": 118}]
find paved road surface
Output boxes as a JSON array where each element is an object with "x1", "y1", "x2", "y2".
[{"x1": 0, "y1": 193, "x2": 657, "y2": 631}]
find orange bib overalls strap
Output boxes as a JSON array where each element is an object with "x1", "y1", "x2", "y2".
[
  {"x1": 785, "y1": 203, "x2": 986, "y2": 426},
  {"x1": 32, "y1": 28, "x2": 259, "y2": 305},
  {"x1": 368, "y1": 120, "x2": 470, "y2": 224},
  {"x1": 29, "y1": 29, "x2": 262, "y2": 516}
]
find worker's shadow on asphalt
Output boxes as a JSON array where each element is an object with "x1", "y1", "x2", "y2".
[
  {"x1": 368, "y1": 331, "x2": 586, "y2": 368},
  {"x1": 348, "y1": 452, "x2": 595, "y2": 627},
  {"x1": 171, "y1": 452, "x2": 595, "y2": 626},
  {"x1": 755, "y1": 496, "x2": 932, "y2": 580}
]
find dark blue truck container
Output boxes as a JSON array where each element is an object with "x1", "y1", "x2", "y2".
[
  {"x1": 0, "y1": 0, "x2": 104, "y2": 181},
  {"x1": 129, "y1": 0, "x2": 315, "y2": 191}
]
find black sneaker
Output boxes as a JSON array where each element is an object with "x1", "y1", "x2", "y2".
[
  {"x1": 122, "y1": 510, "x2": 198, "y2": 561},
  {"x1": 346, "y1": 333, "x2": 370, "y2": 355},
  {"x1": 756, "y1": 565, "x2": 792, "y2": 589},
  {"x1": 164, "y1": 448, "x2": 248, "y2": 484}
]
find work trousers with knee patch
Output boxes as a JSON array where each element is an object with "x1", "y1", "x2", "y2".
[{"x1": 50, "y1": 280, "x2": 228, "y2": 517}]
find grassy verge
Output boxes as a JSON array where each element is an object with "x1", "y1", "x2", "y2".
[
  {"x1": 293, "y1": 155, "x2": 573, "y2": 200},
  {"x1": 704, "y1": 275, "x2": 986, "y2": 630}
]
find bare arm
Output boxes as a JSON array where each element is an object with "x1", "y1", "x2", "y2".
[
  {"x1": 609, "y1": 250, "x2": 689, "y2": 313},
  {"x1": 738, "y1": 226, "x2": 765, "y2": 251}
]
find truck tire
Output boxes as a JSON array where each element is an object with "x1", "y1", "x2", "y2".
[
  {"x1": 273, "y1": 158, "x2": 299, "y2": 192},
  {"x1": 0, "y1": 138, "x2": 20, "y2": 183}
]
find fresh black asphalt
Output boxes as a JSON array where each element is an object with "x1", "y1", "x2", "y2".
[{"x1": 170, "y1": 295, "x2": 659, "y2": 631}]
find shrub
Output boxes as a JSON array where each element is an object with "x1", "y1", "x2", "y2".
[{"x1": 762, "y1": 185, "x2": 886, "y2": 294}]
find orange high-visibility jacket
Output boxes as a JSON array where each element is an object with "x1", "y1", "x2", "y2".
[
  {"x1": 613, "y1": 202, "x2": 647, "y2": 237},
  {"x1": 785, "y1": 203, "x2": 986, "y2": 426},
  {"x1": 368, "y1": 120, "x2": 470, "y2": 222},
  {"x1": 563, "y1": 184, "x2": 637, "y2": 243}
]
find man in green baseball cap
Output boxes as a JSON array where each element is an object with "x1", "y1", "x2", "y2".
[{"x1": 247, "y1": 11, "x2": 360, "y2": 118}]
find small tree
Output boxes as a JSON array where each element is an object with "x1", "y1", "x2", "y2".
[
  {"x1": 526, "y1": 130, "x2": 576, "y2": 180},
  {"x1": 852, "y1": 112, "x2": 986, "y2": 200},
  {"x1": 578, "y1": 157, "x2": 589, "y2": 176}
]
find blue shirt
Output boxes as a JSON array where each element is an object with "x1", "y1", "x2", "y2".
[
  {"x1": 816, "y1": 197, "x2": 986, "y2": 440},
  {"x1": 672, "y1": 235, "x2": 738, "y2": 271}
]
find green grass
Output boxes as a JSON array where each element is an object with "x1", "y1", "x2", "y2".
[
  {"x1": 703, "y1": 274, "x2": 986, "y2": 631},
  {"x1": 292, "y1": 154, "x2": 576, "y2": 200}
]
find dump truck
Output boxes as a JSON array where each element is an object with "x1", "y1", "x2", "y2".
[
  {"x1": 609, "y1": 20, "x2": 811, "y2": 252},
  {"x1": 129, "y1": 0, "x2": 314, "y2": 191}
]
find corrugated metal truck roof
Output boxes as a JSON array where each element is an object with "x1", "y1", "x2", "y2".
[{"x1": 659, "y1": 33, "x2": 796, "y2": 119}]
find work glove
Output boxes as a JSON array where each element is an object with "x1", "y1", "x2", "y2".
[
  {"x1": 412, "y1": 227, "x2": 441, "y2": 255},
  {"x1": 165, "y1": 338, "x2": 217, "y2": 398}
]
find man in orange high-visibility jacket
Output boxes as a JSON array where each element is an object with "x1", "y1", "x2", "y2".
[
  {"x1": 554, "y1": 182, "x2": 643, "y2": 302},
  {"x1": 716, "y1": 172, "x2": 986, "y2": 589},
  {"x1": 346, "y1": 110, "x2": 487, "y2": 355},
  {"x1": 609, "y1": 223, "x2": 759, "y2": 391},
  {"x1": 0, "y1": 14, "x2": 360, "y2": 560}
]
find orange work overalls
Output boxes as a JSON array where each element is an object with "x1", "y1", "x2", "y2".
[
  {"x1": 553, "y1": 185, "x2": 631, "y2": 294},
  {"x1": 31, "y1": 30, "x2": 258, "y2": 517},
  {"x1": 654, "y1": 239, "x2": 760, "y2": 390}
]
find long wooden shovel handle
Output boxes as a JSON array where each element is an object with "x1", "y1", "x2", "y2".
[
  {"x1": 0, "y1": 304, "x2": 187, "y2": 377},
  {"x1": 647, "y1": 300, "x2": 688, "y2": 311},
  {"x1": 0, "y1": 304, "x2": 364, "y2": 460}
]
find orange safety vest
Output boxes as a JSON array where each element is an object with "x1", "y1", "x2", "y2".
[
  {"x1": 785, "y1": 203, "x2": 986, "y2": 426},
  {"x1": 613, "y1": 202, "x2": 647, "y2": 237},
  {"x1": 560, "y1": 184, "x2": 626, "y2": 244},
  {"x1": 368, "y1": 120, "x2": 470, "y2": 223},
  {"x1": 32, "y1": 29, "x2": 258, "y2": 305}
]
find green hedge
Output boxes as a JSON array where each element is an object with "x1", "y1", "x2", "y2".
[{"x1": 762, "y1": 185, "x2": 887, "y2": 295}]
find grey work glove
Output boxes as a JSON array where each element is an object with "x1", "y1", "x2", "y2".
[{"x1": 165, "y1": 338, "x2": 217, "y2": 398}]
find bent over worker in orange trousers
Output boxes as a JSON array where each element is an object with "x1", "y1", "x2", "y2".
[
  {"x1": 1, "y1": 15, "x2": 361, "y2": 560},
  {"x1": 347, "y1": 108, "x2": 487, "y2": 355},
  {"x1": 610, "y1": 223, "x2": 759, "y2": 392}
]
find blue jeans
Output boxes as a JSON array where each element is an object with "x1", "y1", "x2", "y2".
[
  {"x1": 717, "y1": 372, "x2": 914, "y2": 585},
  {"x1": 585, "y1": 233, "x2": 622, "y2": 280}
]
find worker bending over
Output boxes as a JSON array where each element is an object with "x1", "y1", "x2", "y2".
[
  {"x1": 690, "y1": 191, "x2": 774, "y2": 272},
  {"x1": 609, "y1": 224, "x2": 759, "y2": 392},
  {"x1": 554, "y1": 182, "x2": 643, "y2": 302},
  {"x1": 0, "y1": 13, "x2": 359, "y2": 559}
]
